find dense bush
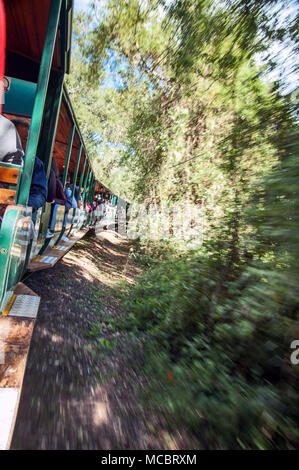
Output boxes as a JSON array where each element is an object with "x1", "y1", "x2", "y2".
[{"x1": 121, "y1": 142, "x2": 299, "y2": 449}]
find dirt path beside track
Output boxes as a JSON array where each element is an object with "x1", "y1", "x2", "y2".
[{"x1": 11, "y1": 231, "x2": 175, "y2": 450}]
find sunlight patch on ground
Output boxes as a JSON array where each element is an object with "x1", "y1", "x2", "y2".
[
  {"x1": 63, "y1": 253, "x2": 98, "y2": 282},
  {"x1": 93, "y1": 400, "x2": 109, "y2": 426}
]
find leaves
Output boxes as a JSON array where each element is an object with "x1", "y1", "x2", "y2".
[{"x1": 67, "y1": 0, "x2": 298, "y2": 449}]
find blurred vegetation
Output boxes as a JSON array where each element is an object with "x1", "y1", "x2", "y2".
[
  {"x1": 122, "y1": 134, "x2": 299, "y2": 449},
  {"x1": 68, "y1": 0, "x2": 298, "y2": 449}
]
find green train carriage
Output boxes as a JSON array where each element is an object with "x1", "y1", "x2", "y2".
[
  {"x1": 0, "y1": 0, "x2": 120, "y2": 449},
  {"x1": 0, "y1": 0, "x2": 117, "y2": 308}
]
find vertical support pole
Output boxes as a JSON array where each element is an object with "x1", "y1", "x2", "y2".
[
  {"x1": 87, "y1": 174, "x2": 95, "y2": 203},
  {"x1": 64, "y1": 143, "x2": 83, "y2": 238},
  {"x1": 86, "y1": 174, "x2": 92, "y2": 203},
  {"x1": 87, "y1": 172, "x2": 94, "y2": 203},
  {"x1": 37, "y1": 72, "x2": 64, "y2": 178},
  {"x1": 62, "y1": 124, "x2": 75, "y2": 187},
  {"x1": 85, "y1": 173, "x2": 92, "y2": 204},
  {"x1": 71, "y1": 144, "x2": 83, "y2": 198},
  {"x1": 90, "y1": 177, "x2": 96, "y2": 203},
  {"x1": 82, "y1": 166, "x2": 90, "y2": 204},
  {"x1": 17, "y1": 0, "x2": 63, "y2": 205}
]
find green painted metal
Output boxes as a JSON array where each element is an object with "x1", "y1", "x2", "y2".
[
  {"x1": 62, "y1": 124, "x2": 75, "y2": 187},
  {"x1": 67, "y1": 207, "x2": 80, "y2": 237},
  {"x1": 54, "y1": 213, "x2": 68, "y2": 246},
  {"x1": 82, "y1": 167, "x2": 91, "y2": 204},
  {"x1": 22, "y1": 207, "x2": 41, "y2": 277},
  {"x1": 0, "y1": 206, "x2": 32, "y2": 304},
  {"x1": 67, "y1": 159, "x2": 87, "y2": 235},
  {"x1": 0, "y1": 208, "x2": 18, "y2": 304},
  {"x1": 59, "y1": 1, "x2": 67, "y2": 73},
  {"x1": 28, "y1": 207, "x2": 43, "y2": 261},
  {"x1": 3, "y1": 77, "x2": 37, "y2": 117},
  {"x1": 25, "y1": 72, "x2": 64, "y2": 263},
  {"x1": 73, "y1": 208, "x2": 86, "y2": 233},
  {"x1": 0, "y1": 0, "x2": 104, "y2": 307},
  {"x1": 64, "y1": 144, "x2": 82, "y2": 237},
  {"x1": 90, "y1": 175, "x2": 95, "y2": 202},
  {"x1": 60, "y1": 1, "x2": 74, "y2": 73},
  {"x1": 65, "y1": 210, "x2": 74, "y2": 232},
  {"x1": 85, "y1": 174, "x2": 92, "y2": 203},
  {"x1": 86, "y1": 173, "x2": 94, "y2": 204},
  {"x1": 78, "y1": 157, "x2": 87, "y2": 199},
  {"x1": 17, "y1": 0, "x2": 63, "y2": 206},
  {"x1": 55, "y1": 143, "x2": 82, "y2": 244},
  {"x1": 68, "y1": 147, "x2": 85, "y2": 233},
  {"x1": 71, "y1": 144, "x2": 82, "y2": 197},
  {"x1": 37, "y1": 72, "x2": 64, "y2": 178},
  {"x1": 86, "y1": 172, "x2": 93, "y2": 203},
  {"x1": 81, "y1": 168, "x2": 87, "y2": 202},
  {"x1": 48, "y1": 205, "x2": 66, "y2": 247},
  {"x1": 90, "y1": 178, "x2": 96, "y2": 203},
  {"x1": 35, "y1": 203, "x2": 53, "y2": 255},
  {"x1": 9, "y1": 208, "x2": 32, "y2": 283}
]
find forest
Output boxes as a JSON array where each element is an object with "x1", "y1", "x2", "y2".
[{"x1": 67, "y1": 0, "x2": 298, "y2": 449}]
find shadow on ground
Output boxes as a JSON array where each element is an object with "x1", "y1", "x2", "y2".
[{"x1": 11, "y1": 231, "x2": 166, "y2": 450}]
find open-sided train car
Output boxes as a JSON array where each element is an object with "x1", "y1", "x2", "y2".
[{"x1": 0, "y1": 0, "x2": 104, "y2": 309}]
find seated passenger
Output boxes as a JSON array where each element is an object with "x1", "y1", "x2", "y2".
[
  {"x1": 0, "y1": 114, "x2": 24, "y2": 165},
  {"x1": 0, "y1": 116, "x2": 48, "y2": 231},
  {"x1": 72, "y1": 183, "x2": 81, "y2": 208},
  {"x1": 74, "y1": 185, "x2": 80, "y2": 201},
  {"x1": 13, "y1": 119, "x2": 48, "y2": 210},
  {"x1": 47, "y1": 159, "x2": 67, "y2": 206},
  {"x1": 0, "y1": 116, "x2": 23, "y2": 201},
  {"x1": 0, "y1": 116, "x2": 48, "y2": 209},
  {"x1": 0, "y1": 115, "x2": 19, "y2": 225},
  {"x1": 65, "y1": 186, "x2": 73, "y2": 211}
]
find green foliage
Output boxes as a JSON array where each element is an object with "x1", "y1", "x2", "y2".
[
  {"x1": 70, "y1": 0, "x2": 298, "y2": 449},
  {"x1": 69, "y1": 0, "x2": 296, "y2": 206},
  {"x1": 91, "y1": 291, "x2": 103, "y2": 311},
  {"x1": 97, "y1": 338, "x2": 116, "y2": 350},
  {"x1": 121, "y1": 254, "x2": 298, "y2": 448}
]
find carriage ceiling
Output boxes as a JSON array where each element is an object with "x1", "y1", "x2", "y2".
[
  {"x1": 4, "y1": 0, "x2": 71, "y2": 81},
  {"x1": 52, "y1": 100, "x2": 86, "y2": 178}
]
